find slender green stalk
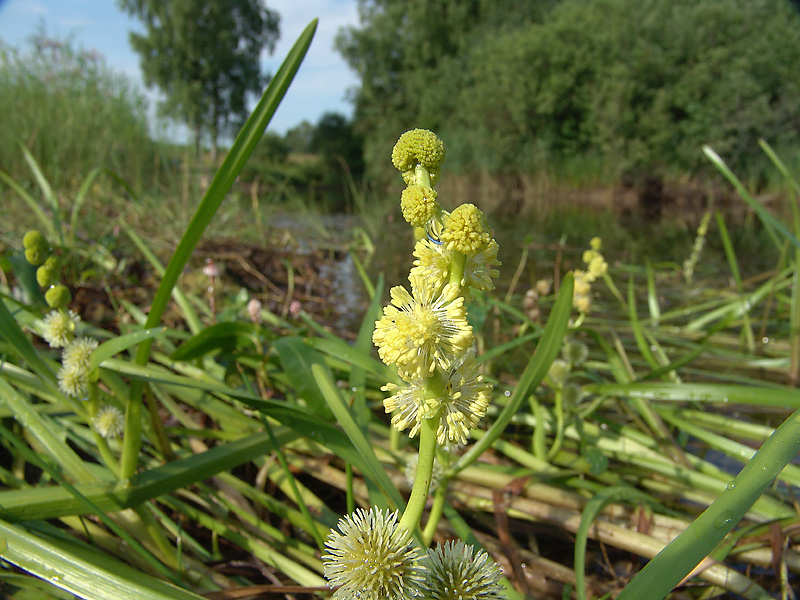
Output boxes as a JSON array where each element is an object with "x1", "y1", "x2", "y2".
[
  {"x1": 397, "y1": 410, "x2": 440, "y2": 541},
  {"x1": 422, "y1": 479, "x2": 449, "y2": 546},
  {"x1": 617, "y1": 408, "x2": 800, "y2": 600},
  {"x1": 449, "y1": 250, "x2": 466, "y2": 287}
]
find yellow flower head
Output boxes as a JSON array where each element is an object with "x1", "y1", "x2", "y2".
[
  {"x1": 590, "y1": 236, "x2": 602, "y2": 251},
  {"x1": 440, "y1": 204, "x2": 492, "y2": 256},
  {"x1": 40, "y1": 309, "x2": 80, "y2": 348},
  {"x1": 587, "y1": 254, "x2": 608, "y2": 279},
  {"x1": 391, "y1": 128, "x2": 446, "y2": 175},
  {"x1": 400, "y1": 185, "x2": 439, "y2": 227},
  {"x1": 373, "y1": 275, "x2": 473, "y2": 379},
  {"x1": 573, "y1": 270, "x2": 591, "y2": 296},
  {"x1": 62, "y1": 337, "x2": 99, "y2": 371},
  {"x1": 382, "y1": 353, "x2": 492, "y2": 445},
  {"x1": 411, "y1": 238, "x2": 500, "y2": 295}
]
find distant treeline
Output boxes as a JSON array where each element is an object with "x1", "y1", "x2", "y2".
[{"x1": 337, "y1": 0, "x2": 800, "y2": 186}]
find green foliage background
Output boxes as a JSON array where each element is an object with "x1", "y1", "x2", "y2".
[
  {"x1": 0, "y1": 34, "x2": 159, "y2": 194},
  {"x1": 338, "y1": 0, "x2": 800, "y2": 184}
]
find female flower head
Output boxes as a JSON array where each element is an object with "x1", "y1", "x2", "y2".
[
  {"x1": 323, "y1": 508, "x2": 421, "y2": 600},
  {"x1": 418, "y1": 540, "x2": 506, "y2": 600},
  {"x1": 93, "y1": 405, "x2": 125, "y2": 439},
  {"x1": 382, "y1": 353, "x2": 492, "y2": 445},
  {"x1": 373, "y1": 275, "x2": 473, "y2": 379}
]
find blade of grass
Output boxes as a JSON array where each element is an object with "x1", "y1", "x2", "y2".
[
  {"x1": 120, "y1": 20, "x2": 317, "y2": 479},
  {"x1": 616, "y1": 408, "x2": 800, "y2": 600},
  {"x1": 703, "y1": 145, "x2": 799, "y2": 251},
  {"x1": 452, "y1": 272, "x2": 574, "y2": 475},
  {"x1": 0, "y1": 377, "x2": 95, "y2": 483},
  {"x1": 311, "y1": 363, "x2": 404, "y2": 510},
  {"x1": 0, "y1": 518, "x2": 205, "y2": 600},
  {"x1": 0, "y1": 430, "x2": 295, "y2": 521},
  {"x1": 714, "y1": 211, "x2": 754, "y2": 352}
]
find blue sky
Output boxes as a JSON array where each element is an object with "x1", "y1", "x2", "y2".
[{"x1": 0, "y1": 0, "x2": 361, "y2": 136}]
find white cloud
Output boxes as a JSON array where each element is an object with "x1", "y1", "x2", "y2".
[{"x1": 7, "y1": 1, "x2": 48, "y2": 16}]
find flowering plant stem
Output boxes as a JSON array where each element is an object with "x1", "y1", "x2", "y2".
[
  {"x1": 398, "y1": 409, "x2": 440, "y2": 541},
  {"x1": 422, "y1": 477, "x2": 449, "y2": 546},
  {"x1": 449, "y1": 250, "x2": 466, "y2": 287}
]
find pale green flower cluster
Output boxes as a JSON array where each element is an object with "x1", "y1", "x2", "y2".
[
  {"x1": 23, "y1": 230, "x2": 111, "y2": 439},
  {"x1": 324, "y1": 130, "x2": 507, "y2": 600},
  {"x1": 57, "y1": 336, "x2": 99, "y2": 399},
  {"x1": 683, "y1": 210, "x2": 712, "y2": 284},
  {"x1": 573, "y1": 237, "x2": 608, "y2": 314}
]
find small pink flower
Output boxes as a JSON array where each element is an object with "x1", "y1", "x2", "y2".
[
  {"x1": 289, "y1": 300, "x2": 302, "y2": 317},
  {"x1": 203, "y1": 258, "x2": 218, "y2": 279},
  {"x1": 247, "y1": 298, "x2": 263, "y2": 323}
]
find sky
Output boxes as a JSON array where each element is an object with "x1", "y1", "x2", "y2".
[{"x1": 0, "y1": 0, "x2": 362, "y2": 136}]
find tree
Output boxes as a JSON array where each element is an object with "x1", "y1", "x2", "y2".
[{"x1": 119, "y1": 0, "x2": 279, "y2": 160}]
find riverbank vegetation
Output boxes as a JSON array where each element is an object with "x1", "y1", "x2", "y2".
[{"x1": 1, "y1": 4, "x2": 800, "y2": 599}]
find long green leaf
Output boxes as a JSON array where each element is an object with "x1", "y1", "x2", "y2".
[
  {"x1": 0, "y1": 169, "x2": 57, "y2": 239},
  {"x1": 0, "y1": 518, "x2": 205, "y2": 600},
  {"x1": 312, "y1": 363, "x2": 405, "y2": 510},
  {"x1": 703, "y1": 145, "x2": 799, "y2": 250},
  {"x1": 0, "y1": 297, "x2": 57, "y2": 384},
  {"x1": 274, "y1": 336, "x2": 335, "y2": 419},
  {"x1": 89, "y1": 327, "x2": 165, "y2": 371},
  {"x1": 0, "y1": 430, "x2": 293, "y2": 521},
  {"x1": 586, "y1": 381, "x2": 800, "y2": 409},
  {"x1": 452, "y1": 272, "x2": 574, "y2": 475},
  {"x1": 0, "y1": 377, "x2": 94, "y2": 484},
  {"x1": 120, "y1": 20, "x2": 317, "y2": 479},
  {"x1": 617, "y1": 409, "x2": 800, "y2": 600}
]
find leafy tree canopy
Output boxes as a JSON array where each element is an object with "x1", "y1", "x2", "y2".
[
  {"x1": 119, "y1": 0, "x2": 279, "y2": 157},
  {"x1": 338, "y1": 0, "x2": 800, "y2": 183}
]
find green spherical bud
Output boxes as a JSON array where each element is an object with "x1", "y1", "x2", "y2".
[
  {"x1": 562, "y1": 339, "x2": 589, "y2": 367},
  {"x1": 45, "y1": 284, "x2": 71, "y2": 309},
  {"x1": 22, "y1": 229, "x2": 50, "y2": 267},
  {"x1": 392, "y1": 129, "x2": 445, "y2": 176},
  {"x1": 36, "y1": 255, "x2": 60, "y2": 287},
  {"x1": 23, "y1": 230, "x2": 50, "y2": 266}
]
